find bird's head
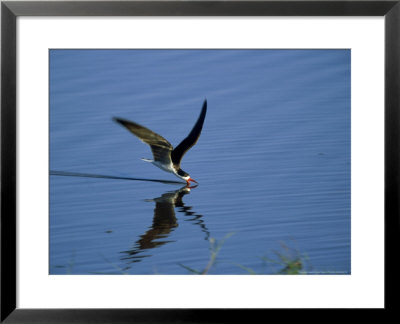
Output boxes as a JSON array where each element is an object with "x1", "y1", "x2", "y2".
[
  {"x1": 178, "y1": 169, "x2": 198, "y2": 185},
  {"x1": 184, "y1": 175, "x2": 198, "y2": 185}
]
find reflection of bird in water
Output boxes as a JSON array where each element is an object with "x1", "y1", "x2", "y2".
[
  {"x1": 113, "y1": 100, "x2": 207, "y2": 185},
  {"x1": 120, "y1": 185, "x2": 209, "y2": 267}
]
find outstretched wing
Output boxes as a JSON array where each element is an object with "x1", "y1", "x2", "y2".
[
  {"x1": 113, "y1": 117, "x2": 173, "y2": 164},
  {"x1": 171, "y1": 100, "x2": 207, "y2": 168}
]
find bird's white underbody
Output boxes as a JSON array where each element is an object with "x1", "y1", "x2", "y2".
[{"x1": 143, "y1": 158, "x2": 189, "y2": 182}]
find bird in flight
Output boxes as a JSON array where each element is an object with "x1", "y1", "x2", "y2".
[{"x1": 113, "y1": 100, "x2": 207, "y2": 186}]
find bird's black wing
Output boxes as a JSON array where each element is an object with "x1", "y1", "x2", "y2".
[
  {"x1": 113, "y1": 117, "x2": 173, "y2": 165},
  {"x1": 171, "y1": 100, "x2": 207, "y2": 168}
]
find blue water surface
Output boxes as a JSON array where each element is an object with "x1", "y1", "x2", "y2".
[{"x1": 50, "y1": 49, "x2": 350, "y2": 275}]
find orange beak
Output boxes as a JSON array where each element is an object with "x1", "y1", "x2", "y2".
[{"x1": 187, "y1": 177, "x2": 198, "y2": 184}]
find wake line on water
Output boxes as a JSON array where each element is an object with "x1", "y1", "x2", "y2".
[{"x1": 49, "y1": 170, "x2": 185, "y2": 185}]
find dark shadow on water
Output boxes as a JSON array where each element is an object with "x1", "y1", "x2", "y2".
[
  {"x1": 120, "y1": 185, "x2": 210, "y2": 270},
  {"x1": 50, "y1": 170, "x2": 184, "y2": 185}
]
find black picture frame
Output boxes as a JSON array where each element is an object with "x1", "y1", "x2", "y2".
[{"x1": 1, "y1": 0, "x2": 399, "y2": 322}]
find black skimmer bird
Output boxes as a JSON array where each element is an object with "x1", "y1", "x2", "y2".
[{"x1": 113, "y1": 100, "x2": 207, "y2": 185}]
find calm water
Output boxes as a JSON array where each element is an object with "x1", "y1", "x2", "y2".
[{"x1": 49, "y1": 49, "x2": 350, "y2": 274}]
